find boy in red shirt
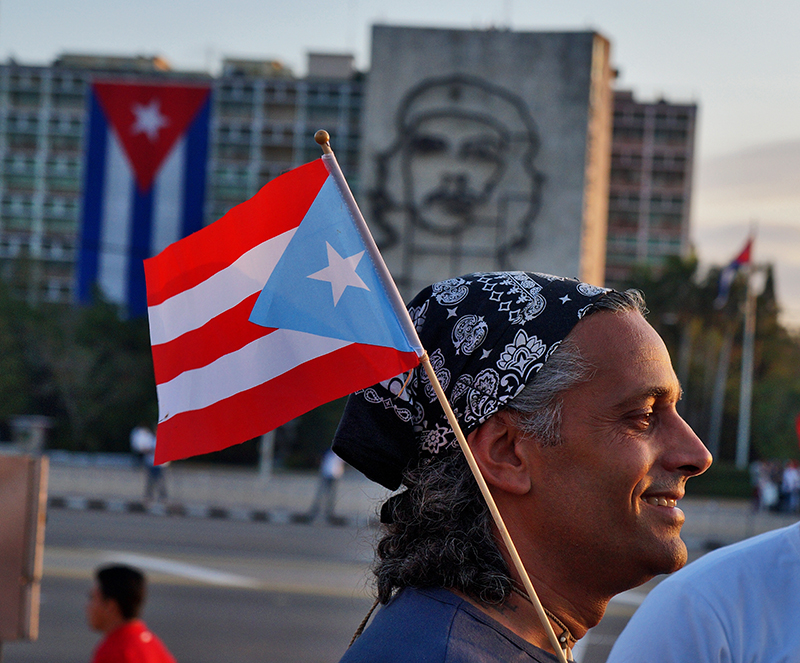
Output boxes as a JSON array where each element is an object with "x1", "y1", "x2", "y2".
[{"x1": 86, "y1": 565, "x2": 176, "y2": 663}]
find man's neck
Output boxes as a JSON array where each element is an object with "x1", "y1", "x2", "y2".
[
  {"x1": 455, "y1": 581, "x2": 610, "y2": 657},
  {"x1": 102, "y1": 615, "x2": 134, "y2": 635}
]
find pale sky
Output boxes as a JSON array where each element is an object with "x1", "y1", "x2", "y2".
[{"x1": 2, "y1": 0, "x2": 799, "y2": 322}]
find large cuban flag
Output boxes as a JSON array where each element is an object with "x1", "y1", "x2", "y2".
[
  {"x1": 78, "y1": 80, "x2": 212, "y2": 317},
  {"x1": 145, "y1": 157, "x2": 422, "y2": 464}
]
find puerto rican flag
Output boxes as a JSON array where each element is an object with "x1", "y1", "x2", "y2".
[
  {"x1": 145, "y1": 157, "x2": 421, "y2": 463},
  {"x1": 78, "y1": 81, "x2": 212, "y2": 316}
]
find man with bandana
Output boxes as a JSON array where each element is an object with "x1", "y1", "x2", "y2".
[{"x1": 332, "y1": 271, "x2": 712, "y2": 662}]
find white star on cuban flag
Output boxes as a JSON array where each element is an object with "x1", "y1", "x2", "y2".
[{"x1": 130, "y1": 98, "x2": 170, "y2": 141}]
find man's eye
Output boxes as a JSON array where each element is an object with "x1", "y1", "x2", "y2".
[
  {"x1": 410, "y1": 136, "x2": 447, "y2": 154},
  {"x1": 461, "y1": 138, "x2": 503, "y2": 163},
  {"x1": 629, "y1": 411, "x2": 653, "y2": 430}
]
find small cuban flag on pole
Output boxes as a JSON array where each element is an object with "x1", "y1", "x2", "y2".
[{"x1": 714, "y1": 235, "x2": 753, "y2": 309}]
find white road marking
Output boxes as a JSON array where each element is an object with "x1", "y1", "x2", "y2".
[
  {"x1": 101, "y1": 552, "x2": 262, "y2": 588},
  {"x1": 43, "y1": 546, "x2": 373, "y2": 599}
]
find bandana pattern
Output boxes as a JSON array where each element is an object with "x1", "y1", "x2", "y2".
[{"x1": 333, "y1": 271, "x2": 612, "y2": 489}]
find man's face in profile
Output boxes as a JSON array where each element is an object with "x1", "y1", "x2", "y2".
[
  {"x1": 401, "y1": 113, "x2": 508, "y2": 235},
  {"x1": 86, "y1": 584, "x2": 114, "y2": 632},
  {"x1": 520, "y1": 310, "x2": 712, "y2": 593}
]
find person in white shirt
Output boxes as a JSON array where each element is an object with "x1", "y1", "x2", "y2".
[
  {"x1": 305, "y1": 448, "x2": 345, "y2": 522},
  {"x1": 607, "y1": 523, "x2": 800, "y2": 663}
]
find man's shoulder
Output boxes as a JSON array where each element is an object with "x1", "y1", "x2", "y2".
[
  {"x1": 92, "y1": 621, "x2": 176, "y2": 663},
  {"x1": 661, "y1": 522, "x2": 800, "y2": 592},
  {"x1": 607, "y1": 524, "x2": 800, "y2": 663},
  {"x1": 339, "y1": 588, "x2": 460, "y2": 663},
  {"x1": 339, "y1": 588, "x2": 557, "y2": 663}
]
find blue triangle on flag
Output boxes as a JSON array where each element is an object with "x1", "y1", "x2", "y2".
[{"x1": 249, "y1": 176, "x2": 414, "y2": 352}]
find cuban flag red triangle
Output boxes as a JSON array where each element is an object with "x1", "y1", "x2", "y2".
[{"x1": 93, "y1": 81, "x2": 211, "y2": 192}]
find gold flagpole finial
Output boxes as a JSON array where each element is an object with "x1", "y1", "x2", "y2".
[{"x1": 315, "y1": 130, "x2": 332, "y2": 154}]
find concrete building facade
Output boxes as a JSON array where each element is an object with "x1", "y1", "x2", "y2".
[
  {"x1": 359, "y1": 25, "x2": 614, "y2": 298},
  {"x1": 0, "y1": 54, "x2": 362, "y2": 305},
  {"x1": 0, "y1": 34, "x2": 697, "y2": 307},
  {"x1": 605, "y1": 90, "x2": 697, "y2": 286}
]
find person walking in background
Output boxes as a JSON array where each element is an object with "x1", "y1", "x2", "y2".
[
  {"x1": 130, "y1": 423, "x2": 168, "y2": 502},
  {"x1": 305, "y1": 448, "x2": 345, "y2": 523},
  {"x1": 130, "y1": 423, "x2": 154, "y2": 467},
  {"x1": 86, "y1": 564, "x2": 177, "y2": 663},
  {"x1": 136, "y1": 425, "x2": 169, "y2": 503},
  {"x1": 782, "y1": 459, "x2": 800, "y2": 513},
  {"x1": 756, "y1": 460, "x2": 780, "y2": 512}
]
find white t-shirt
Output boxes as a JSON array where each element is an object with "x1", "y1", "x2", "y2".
[
  {"x1": 607, "y1": 523, "x2": 800, "y2": 663},
  {"x1": 783, "y1": 466, "x2": 800, "y2": 492},
  {"x1": 130, "y1": 426, "x2": 155, "y2": 454},
  {"x1": 320, "y1": 449, "x2": 345, "y2": 480}
]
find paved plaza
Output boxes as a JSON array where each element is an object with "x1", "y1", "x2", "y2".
[{"x1": 39, "y1": 451, "x2": 799, "y2": 547}]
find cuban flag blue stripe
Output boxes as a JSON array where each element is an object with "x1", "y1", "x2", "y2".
[{"x1": 77, "y1": 92, "x2": 108, "y2": 303}]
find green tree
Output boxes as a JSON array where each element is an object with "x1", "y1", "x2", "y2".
[
  {"x1": 0, "y1": 284, "x2": 35, "y2": 429},
  {"x1": 0, "y1": 286, "x2": 157, "y2": 452}
]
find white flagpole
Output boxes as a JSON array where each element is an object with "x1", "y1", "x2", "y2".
[
  {"x1": 736, "y1": 263, "x2": 757, "y2": 470},
  {"x1": 315, "y1": 130, "x2": 571, "y2": 663}
]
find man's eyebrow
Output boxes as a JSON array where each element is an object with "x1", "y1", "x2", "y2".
[{"x1": 616, "y1": 385, "x2": 683, "y2": 409}]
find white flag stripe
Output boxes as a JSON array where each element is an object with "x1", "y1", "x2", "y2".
[
  {"x1": 156, "y1": 328, "x2": 350, "y2": 418},
  {"x1": 152, "y1": 138, "x2": 186, "y2": 255},
  {"x1": 98, "y1": 132, "x2": 134, "y2": 303},
  {"x1": 148, "y1": 227, "x2": 297, "y2": 346}
]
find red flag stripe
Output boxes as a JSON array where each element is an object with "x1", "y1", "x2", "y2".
[
  {"x1": 147, "y1": 227, "x2": 295, "y2": 345},
  {"x1": 150, "y1": 293, "x2": 275, "y2": 385},
  {"x1": 155, "y1": 328, "x2": 352, "y2": 418},
  {"x1": 154, "y1": 343, "x2": 418, "y2": 463},
  {"x1": 144, "y1": 159, "x2": 329, "y2": 306}
]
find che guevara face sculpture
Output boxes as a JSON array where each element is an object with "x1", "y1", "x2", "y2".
[{"x1": 370, "y1": 74, "x2": 544, "y2": 287}]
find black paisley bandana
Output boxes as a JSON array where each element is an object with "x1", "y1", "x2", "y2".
[{"x1": 332, "y1": 271, "x2": 612, "y2": 489}]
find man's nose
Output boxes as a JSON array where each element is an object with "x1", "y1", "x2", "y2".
[
  {"x1": 440, "y1": 173, "x2": 469, "y2": 192},
  {"x1": 665, "y1": 414, "x2": 713, "y2": 477}
]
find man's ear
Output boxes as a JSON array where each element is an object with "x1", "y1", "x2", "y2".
[{"x1": 467, "y1": 410, "x2": 532, "y2": 495}]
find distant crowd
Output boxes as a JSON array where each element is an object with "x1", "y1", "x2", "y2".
[{"x1": 751, "y1": 459, "x2": 800, "y2": 513}]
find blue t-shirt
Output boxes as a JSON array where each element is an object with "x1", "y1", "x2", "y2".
[{"x1": 339, "y1": 587, "x2": 559, "y2": 663}]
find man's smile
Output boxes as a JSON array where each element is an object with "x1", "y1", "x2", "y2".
[{"x1": 641, "y1": 496, "x2": 678, "y2": 508}]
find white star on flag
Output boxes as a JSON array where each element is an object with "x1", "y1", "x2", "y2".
[
  {"x1": 131, "y1": 98, "x2": 170, "y2": 142},
  {"x1": 308, "y1": 242, "x2": 370, "y2": 306}
]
